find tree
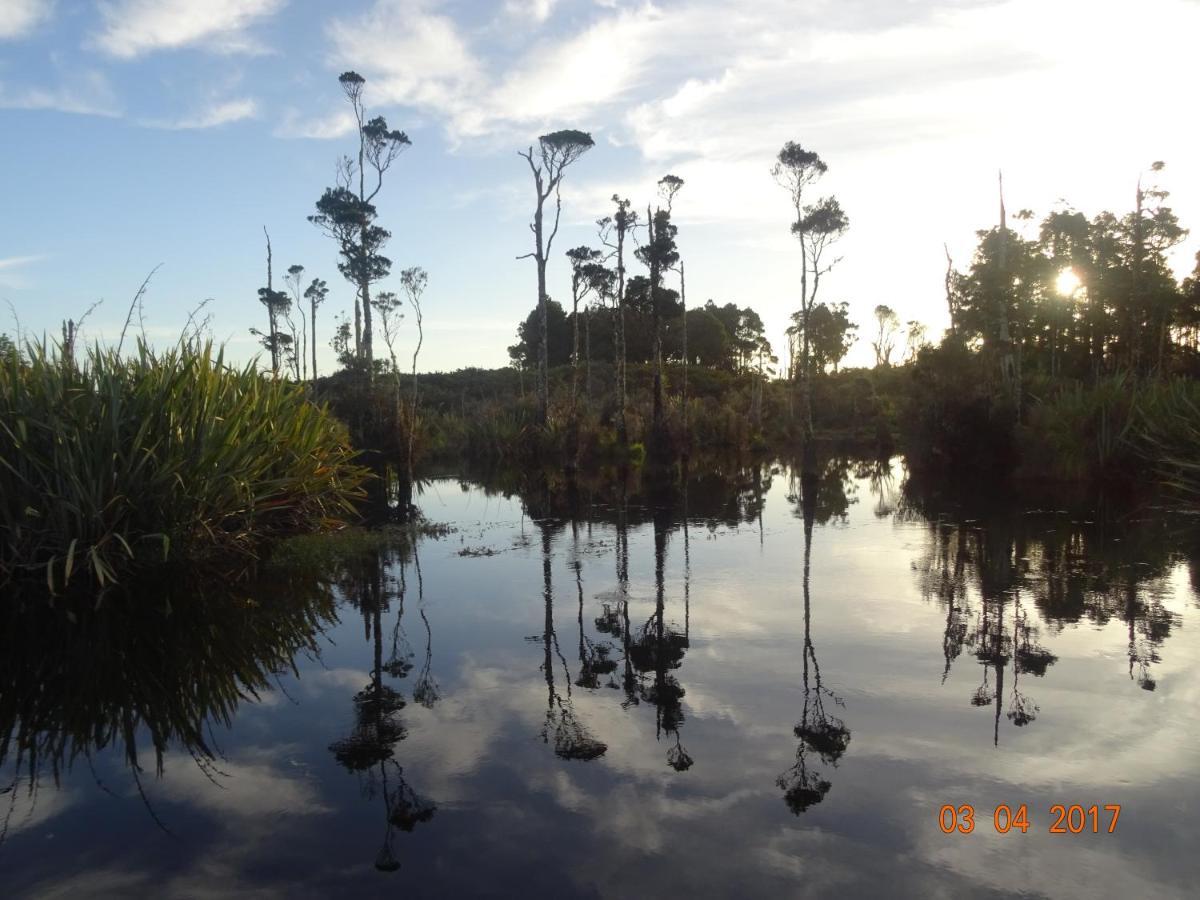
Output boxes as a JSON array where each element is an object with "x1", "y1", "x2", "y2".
[
  {"x1": 304, "y1": 278, "x2": 329, "y2": 384},
  {"x1": 372, "y1": 290, "x2": 405, "y2": 459},
  {"x1": 284, "y1": 263, "x2": 306, "y2": 381},
  {"x1": 252, "y1": 227, "x2": 291, "y2": 376},
  {"x1": 679, "y1": 307, "x2": 729, "y2": 367},
  {"x1": 792, "y1": 301, "x2": 855, "y2": 374},
  {"x1": 872, "y1": 305, "x2": 899, "y2": 367},
  {"x1": 634, "y1": 174, "x2": 683, "y2": 439},
  {"x1": 565, "y1": 246, "x2": 604, "y2": 417},
  {"x1": 518, "y1": 129, "x2": 595, "y2": 427},
  {"x1": 795, "y1": 197, "x2": 849, "y2": 310},
  {"x1": 904, "y1": 321, "x2": 928, "y2": 363},
  {"x1": 511, "y1": 300, "x2": 571, "y2": 369},
  {"x1": 773, "y1": 142, "x2": 846, "y2": 451},
  {"x1": 597, "y1": 196, "x2": 637, "y2": 447},
  {"x1": 400, "y1": 267, "x2": 428, "y2": 487},
  {"x1": 309, "y1": 71, "x2": 410, "y2": 378}
]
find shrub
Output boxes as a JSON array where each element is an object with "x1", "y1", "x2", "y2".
[{"x1": 0, "y1": 340, "x2": 369, "y2": 591}]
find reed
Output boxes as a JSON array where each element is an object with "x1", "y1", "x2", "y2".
[{"x1": 0, "y1": 339, "x2": 369, "y2": 590}]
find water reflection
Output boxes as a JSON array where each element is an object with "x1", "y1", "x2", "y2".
[
  {"x1": 0, "y1": 567, "x2": 337, "y2": 843},
  {"x1": 2, "y1": 458, "x2": 1198, "y2": 897},
  {"x1": 778, "y1": 467, "x2": 851, "y2": 813},
  {"x1": 534, "y1": 519, "x2": 607, "y2": 761},
  {"x1": 905, "y1": 476, "x2": 1193, "y2": 744},
  {"x1": 328, "y1": 538, "x2": 437, "y2": 872}
]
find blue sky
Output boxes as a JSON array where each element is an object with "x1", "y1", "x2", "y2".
[{"x1": 1, "y1": 0, "x2": 1198, "y2": 373}]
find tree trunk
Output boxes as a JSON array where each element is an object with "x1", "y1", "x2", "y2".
[
  {"x1": 535, "y1": 187, "x2": 549, "y2": 427},
  {"x1": 615, "y1": 223, "x2": 628, "y2": 447},
  {"x1": 649, "y1": 205, "x2": 665, "y2": 437},
  {"x1": 680, "y1": 260, "x2": 688, "y2": 454},
  {"x1": 311, "y1": 300, "x2": 319, "y2": 385},
  {"x1": 584, "y1": 307, "x2": 592, "y2": 402},
  {"x1": 571, "y1": 285, "x2": 580, "y2": 415},
  {"x1": 264, "y1": 228, "x2": 278, "y2": 376}
]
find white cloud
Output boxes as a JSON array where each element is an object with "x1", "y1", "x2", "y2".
[
  {"x1": 0, "y1": 69, "x2": 120, "y2": 117},
  {"x1": 274, "y1": 107, "x2": 356, "y2": 139},
  {"x1": 322, "y1": 0, "x2": 661, "y2": 143},
  {"x1": 0, "y1": 0, "x2": 50, "y2": 40},
  {"x1": 504, "y1": 0, "x2": 558, "y2": 23},
  {"x1": 0, "y1": 254, "x2": 47, "y2": 271},
  {"x1": 324, "y1": 0, "x2": 480, "y2": 133},
  {"x1": 145, "y1": 97, "x2": 258, "y2": 130},
  {"x1": 93, "y1": 0, "x2": 286, "y2": 58}
]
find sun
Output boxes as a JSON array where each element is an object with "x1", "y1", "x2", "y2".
[{"x1": 1055, "y1": 267, "x2": 1082, "y2": 296}]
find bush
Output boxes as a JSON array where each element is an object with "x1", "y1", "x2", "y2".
[
  {"x1": 899, "y1": 341, "x2": 1018, "y2": 477},
  {"x1": 0, "y1": 340, "x2": 369, "y2": 590}
]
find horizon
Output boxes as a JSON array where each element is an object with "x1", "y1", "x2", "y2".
[{"x1": 2, "y1": 0, "x2": 1198, "y2": 375}]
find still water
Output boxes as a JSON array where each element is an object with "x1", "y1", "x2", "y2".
[{"x1": 2, "y1": 459, "x2": 1199, "y2": 898}]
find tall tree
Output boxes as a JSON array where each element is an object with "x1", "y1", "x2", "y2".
[
  {"x1": 565, "y1": 246, "x2": 604, "y2": 417},
  {"x1": 904, "y1": 320, "x2": 928, "y2": 363},
  {"x1": 635, "y1": 175, "x2": 683, "y2": 439},
  {"x1": 284, "y1": 263, "x2": 306, "y2": 381},
  {"x1": 401, "y1": 267, "x2": 428, "y2": 487},
  {"x1": 310, "y1": 71, "x2": 410, "y2": 378},
  {"x1": 252, "y1": 227, "x2": 291, "y2": 376},
  {"x1": 597, "y1": 196, "x2": 637, "y2": 447},
  {"x1": 304, "y1": 277, "x2": 328, "y2": 385},
  {"x1": 872, "y1": 305, "x2": 900, "y2": 367},
  {"x1": 518, "y1": 130, "x2": 595, "y2": 426},
  {"x1": 773, "y1": 142, "x2": 845, "y2": 451}
]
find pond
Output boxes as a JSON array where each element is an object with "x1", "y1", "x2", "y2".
[{"x1": 2, "y1": 458, "x2": 1199, "y2": 898}]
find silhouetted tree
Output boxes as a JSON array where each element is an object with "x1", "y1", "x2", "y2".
[
  {"x1": 401, "y1": 266, "x2": 427, "y2": 487},
  {"x1": 284, "y1": 263, "x2": 307, "y2": 381},
  {"x1": 871, "y1": 304, "x2": 899, "y2": 367},
  {"x1": 304, "y1": 277, "x2": 328, "y2": 384},
  {"x1": 309, "y1": 71, "x2": 410, "y2": 378},
  {"x1": 518, "y1": 130, "x2": 596, "y2": 426},
  {"x1": 773, "y1": 141, "x2": 833, "y2": 448},
  {"x1": 597, "y1": 197, "x2": 637, "y2": 446}
]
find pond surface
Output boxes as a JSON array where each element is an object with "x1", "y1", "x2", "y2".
[{"x1": 2, "y1": 459, "x2": 1199, "y2": 898}]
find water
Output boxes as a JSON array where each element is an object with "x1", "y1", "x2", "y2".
[{"x1": 2, "y1": 458, "x2": 1198, "y2": 898}]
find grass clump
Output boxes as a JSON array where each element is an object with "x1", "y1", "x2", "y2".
[{"x1": 0, "y1": 340, "x2": 369, "y2": 591}]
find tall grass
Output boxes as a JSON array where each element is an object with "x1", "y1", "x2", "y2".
[
  {"x1": 1135, "y1": 379, "x2": 1200, "y2": 497},
  {"x1": 0, "y1": 340, "x2": 369, "y2": 590}
]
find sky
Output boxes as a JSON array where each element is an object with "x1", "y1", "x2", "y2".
[{"x1": 1, "y1": 0, "x2": 1198, "y2": 374}]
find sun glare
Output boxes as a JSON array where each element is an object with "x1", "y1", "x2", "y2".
[{"x1": 1056, "y1": 267, "x2": 1082, "y2": 296}]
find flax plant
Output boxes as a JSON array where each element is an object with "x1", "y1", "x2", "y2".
[{"x1": 0, "y1": 339, "x2": 369, "y2": 591}]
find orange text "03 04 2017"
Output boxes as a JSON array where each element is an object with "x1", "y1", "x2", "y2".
[{"x1": 937, "y1": 804, "x2": 1122, "y2": 834}]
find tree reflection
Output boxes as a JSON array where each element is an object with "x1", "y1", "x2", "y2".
[
  {"x1": 778, "y1": 466, "x2": 851, "y2": 813},
  {"x1": 0, "y1": 566, "x2": 338, "y2": 843},
  {"x1": 534, "y1": 520, "x2": 607, "y2": 761},
  {"x1": 905, "y1": 476, "x2": 1194, "y2": 742},
  {"x1": 329, "y1": 542, "x2": 435, "y2": 873},
  {"x1": 628, "y1": 506, "x2": 693, "y2": 770}
]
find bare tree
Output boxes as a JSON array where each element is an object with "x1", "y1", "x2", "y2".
[
  {"x1": 517, "y1": 130, "x2": 595, "y2": 426},
  {"x1": 400, "y1": 267, "x2": 428, "y2": 486}
]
